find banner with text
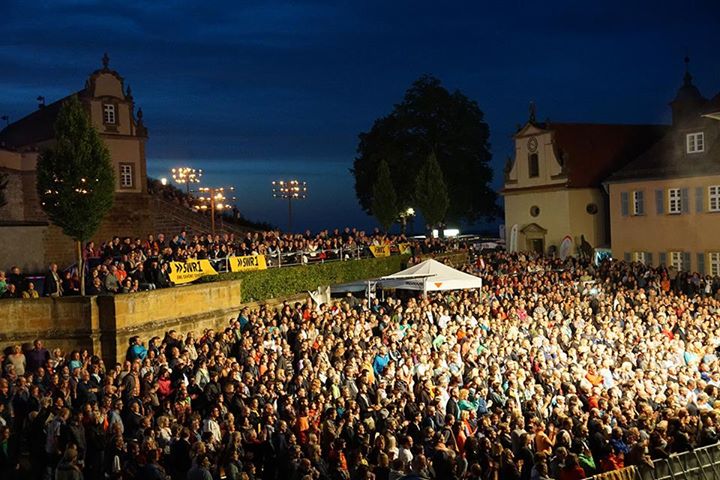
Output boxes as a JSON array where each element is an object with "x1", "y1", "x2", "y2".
[
  {"x1": 398, "y1": 243, "x2": 412, "y2": 255},
  {"x1": 369, "y1": 245, "x2": 391, "y2": 258},
  {"x1": 168, "y1": 259, "x2": 218, "y2": 285},
  {"x1": 229, "y1": 254, "x2": 268, "y2": 272}
]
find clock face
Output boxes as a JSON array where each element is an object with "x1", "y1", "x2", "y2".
[{"x1": 527, "y1": 136, "x2": 538, "y2": 153}]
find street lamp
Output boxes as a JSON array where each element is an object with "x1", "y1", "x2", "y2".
[
  {"x1": 398, "y1": 207, "x2": 416, "y2": 235},
  {"x1": 194, "y1": 186, "x2": 236, "y2": 235},
  {"x1": 171, "y1": 167, "x2": 203, "y2": 195},
  {"x1": 272, "y1": 180, "x2": 307, "y2": 232}
]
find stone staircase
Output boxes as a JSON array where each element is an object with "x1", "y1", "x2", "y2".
[{"x1": 150, "y1": 196, "x2": 251, "y2": 237}]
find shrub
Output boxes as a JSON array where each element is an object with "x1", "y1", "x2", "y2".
[{"x1": 201, "y1": 255, "x2": 409, "y2": 302}]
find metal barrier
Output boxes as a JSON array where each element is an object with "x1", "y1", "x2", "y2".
[{"x1": 638, "y1": 443, "x2": 720, "y2": 480}]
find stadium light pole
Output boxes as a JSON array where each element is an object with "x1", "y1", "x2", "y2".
[
  {"x1": 171, "y1": 167, "x2": 203, "y2": 195},
  {"x1": 194, "y1": 186, "x2": 235, "y2": 235},
  {"x1": 272, "y1": 180, "x2": 307, "y2": 232}
]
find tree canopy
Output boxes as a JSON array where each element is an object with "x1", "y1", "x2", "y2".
[
  {"x1": 36, "y1": 95, "x2": 115, "y2": 294},
  {"x1": 36, "y1": 95, "x2": 115, "y2": 242},
  {"x1": 414, "y1": 152, "x2": 449, "y2": 229},
  {"x1": 371, "y1": 159, "x2": 399, "y2": 232},
  {"x1": 352, "y1": 75, "x2": 497, "y2": 224}
]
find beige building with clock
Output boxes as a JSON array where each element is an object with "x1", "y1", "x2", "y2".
[{"x1": 502, "y1": 105, "x2": 665, "y2": 254}]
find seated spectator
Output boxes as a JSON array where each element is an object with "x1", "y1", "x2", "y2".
[{"x1": 21, "y1": 282, "x2": 39, "y2": 299}]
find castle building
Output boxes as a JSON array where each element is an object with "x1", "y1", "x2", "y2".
[
  {"x1": 605, "y1": 60, "x2": 720, "y2": 273},
  {"x1": 502, "y1": 105, "x2": 665, "y2": 255},
  {"x1": 0, "y1": 54, "x2": 153, "y2": 270}
]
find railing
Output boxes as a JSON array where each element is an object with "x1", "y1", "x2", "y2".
[
  {"x1": 638, "y1": 443, "x2": 720, "y2": 480},
  {"x1": 583, "y1": 443, "x2": 720, "y2": 480},
  {"x1": 211, "y1": 244, "x2": 400, "y2": 272}
]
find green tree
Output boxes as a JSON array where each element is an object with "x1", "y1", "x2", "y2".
[
  {"x1": 352, "y1": 74, "x2": 497, "y2": 223},
  {"x1": 0, "y1": 172, "x2": 8, "y2": 208},
  {"x1": 36, "y1": 95, "x2": 115, "y2": 295},
  {"x1": 371, "y1": 159, "x2": 399, "y2": 232},
  {"x1": 414, "y1": 152, "x2": 449, "y2": 230}
]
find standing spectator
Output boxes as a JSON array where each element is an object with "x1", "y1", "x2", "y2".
[
  {"x1": 104, "y1": 265, "x2": 120, "y2": 293},
  {"x1": 26, "y1": 339, "x2": 49, "y2": 373},
  {"x1": 44, "y1": 263, "x2": 63, "y2": 297}
]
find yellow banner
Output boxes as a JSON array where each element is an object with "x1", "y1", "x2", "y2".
[
  {"x1": 229, "y1": 254, "x2": 267, "y2": 272},
  {"x1": 369, "y1": 245, "x2": 391, "y2": 258},
  {"x1": 168, "y1": 259, "x2": 218, "y2": 285},
  {"x1": 398, "y1": 243, "x2": 412, "y2": 255}
]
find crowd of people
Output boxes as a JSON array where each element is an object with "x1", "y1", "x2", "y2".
[
  {"x1": 2, "y1": 251, "x2": 720, "y2": 480},
  {"x1": 0, "y1": 228, "x2": 449, "y2": 298}
]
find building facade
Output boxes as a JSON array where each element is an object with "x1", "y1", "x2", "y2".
[
  {"x1": 0, "y1": 54, "x2": 153, "y2": 269},
  {"x1": 502, "y1": 106, "x2": 664, "y2": 255},
  {"x1": 607, "y1": 64, "x2": 720, "y2": 273}
]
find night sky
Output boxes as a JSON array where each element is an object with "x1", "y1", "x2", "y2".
[{"x1": 2, "y1": 1, "x2": 720, "y2": 232}]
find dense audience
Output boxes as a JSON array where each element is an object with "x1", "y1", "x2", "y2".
[
  {"x1": 2, "y1": 251, "x2": 720, "y2": 480},
  {"x1": 0, "y1": 228, "x2": 448, "y2": 298}
]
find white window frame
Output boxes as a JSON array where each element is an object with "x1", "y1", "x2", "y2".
[
  {"x1": 633, "y1": 251, "x2": 647, "y2": 264},
  {"x1": 670, "y1": 251, "x2": 684, "y2": 271},
  {"x1": 709, "y1": 186, "x2": 720, "y2": 212},
  {"x1": 632, "y1": 191, "x2": 643, "y2": 215},
  {"x1": 686, "y1": 132, "x2": 704, "y2": 153},
  {"x1": 120, "y1": 164, "x2": 133, "y2": 188},
  {"x1": 103, "y1": 104, "x2": 116, "y2": 125},
  {"x1": 668, "y1": 188, "x2": 682, "y2": 214},
  {"x1": 709, "y1": 252, "x2": 720, "y2": 277}
]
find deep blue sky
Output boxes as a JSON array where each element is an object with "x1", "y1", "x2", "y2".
[{"x1": 2, "y1": 0, "x2": 720, "y2": 232}]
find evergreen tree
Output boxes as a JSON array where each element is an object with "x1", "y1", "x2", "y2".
[
  {"x1": 414, "y1": 152, "x2": 449, "y2": 231},
  {"x1": 353, "y1": 74, "x2": 497, "y2": 223},
  {"x1": 36, "y1": 95, "x2": 115, "y2": 295},
  {"x1": 371, "y1": 159, "x2": 399, "y2": 232}
]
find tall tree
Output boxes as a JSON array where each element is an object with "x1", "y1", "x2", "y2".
[
  {"x1": 414, "y1": 152, "x2": 449, "y2": 230},
  {"x1": 0, "y1": 172, "x2": 7, "y2": 209},
  {"x1": 36, "y1": 95, "x2": 115, "y2": 295},
  {"x1": 371, "y1": 159, "x2": 399, "y2": 232},
  {"x1": 352, "y1": 74, "x2": 497, "y2": 223}
]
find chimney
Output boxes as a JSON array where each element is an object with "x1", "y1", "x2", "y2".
[{"x1": 37, "y1": 96, "x2": 46, "y2": 109}]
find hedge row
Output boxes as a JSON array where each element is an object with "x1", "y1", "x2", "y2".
[{"x1": 201, "y1": 255, "x2": 409, "y2": 302}]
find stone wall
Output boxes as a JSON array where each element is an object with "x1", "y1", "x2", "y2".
[
  {"x1": 0, "y1": 279, "x2": 244, "y2": 364},
  {"x1": 0, "y1": 223, "x2": 50, "y2": 273},
  {"x1": 97, "y1": 279, "x2": 243, "y2": 364},
  {"x1": 0, "y1": 296, "x2": 100, "y2": 354}
]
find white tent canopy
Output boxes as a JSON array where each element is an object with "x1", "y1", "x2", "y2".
[{"x1": 379, "y1": 259, "x2": 482, "y2": 294}]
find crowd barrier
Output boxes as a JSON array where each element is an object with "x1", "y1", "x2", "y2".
[
  {"x1": 164, "y1": 244, "x2": 415, "y2": 285},
  {"x1": 587, "y1": 443, "x2": 720, "y2": 480},
  {"x1": 589, "y1": 467, "x2": 639, "y2": 480},
  {"x1": 638, "y1": 442, "x2": 720, "y2": 480}
]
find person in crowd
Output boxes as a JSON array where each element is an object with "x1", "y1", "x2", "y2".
[
  {"x1": 3, "y1": 244, "x2": 720, "y2": 479},
  {"x1": 21, "y1": 281, "x2": 39, "y2": 299},
  {"x1": 44, "y1": 263, "x2": 63, "y2": 297}
]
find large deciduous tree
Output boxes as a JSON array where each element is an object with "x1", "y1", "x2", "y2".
[
  {"x1": 414, "y1": 152, "x2": 449, "y2": 230},
  {"x1": 352, "y1": 74, "x2": 497, "y2": 224},
  {"x1": 36, "y1": 95, "x2": 115, "y2": 295},
  {"x1": 371, "y1": 159, "x2": 399, "y2": 232}
]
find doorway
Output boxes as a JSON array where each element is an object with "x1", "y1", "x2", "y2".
[{"x1": 528, "y1": 238, "x2": 544, "y2": 254}]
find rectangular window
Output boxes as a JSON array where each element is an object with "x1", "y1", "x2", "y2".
[
  {"x1": 632, "y1": 191, "x2": 644, "y2": 215},
  {"x1": 710, "y1": 252, "x2": 720, "y2": 276},
  {"x1": 686, "y1": 132, "x2": 704, "y2": 153},
  {"x1": 120, "y1": 163, "x2": 134, "y2": 188},
  {"x1": 709, "y1": 186, "x2": 720, "y2": 212},
  {"x1": 670, "y1": 251, "x2": 684, "y2": 271},
  {"x1": 528, "y1": 153, "x2": 539, "y2": 178},
  {"x1": 633, "y1": 251, "x2": 647, "y2": 264},
  {"x1": 668, "y1": 188, "x2": 682, "y2": 214},
  {"x1": 103, "y1": 104, "x2": 116, "y2": 125}
]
